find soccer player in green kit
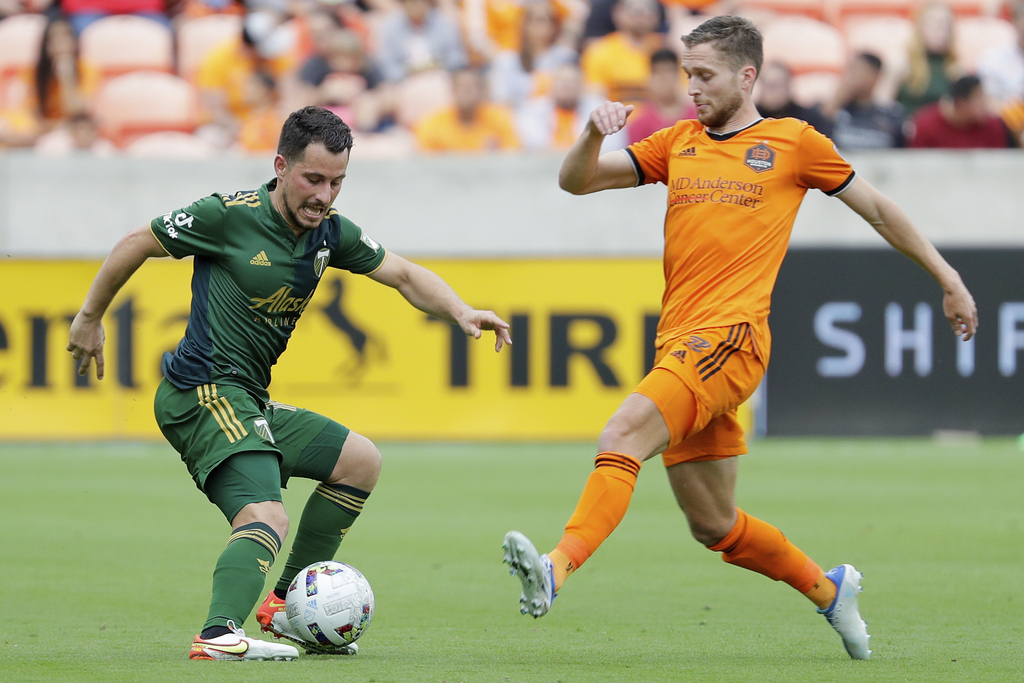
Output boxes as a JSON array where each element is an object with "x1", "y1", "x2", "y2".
[{"x1": 66, "y1": 106, "x2": 512, "y2": 661}]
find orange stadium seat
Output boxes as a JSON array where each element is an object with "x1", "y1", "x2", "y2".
[
  {"x1": 92, "y1": 71, "x2": 199, "y2": 147},
  {"x1": 0, "y1": 13, "x2": 47, "y2": 110},
  {"x1": 125, "y1": 130, "x2": 217, "y2": 158},
  {"x1": 843, "y1": 15, "x2": 913, "y2": 101},
  {"x1": 176, "y1": 14, "x2": 243, "y2": 82},
  {"x1": 394, "y1": 69, "x2": 454, "y2": 129},
  {"x1": 737, "y1": 0, "x2": 828, "y2": 22},
  {"x1": 761, "y1": 16, "x2": 847, "y2": 74},
  {"x1": 790, "y1": 70, "x2": 842, "y2": 106},
  {"x1": 80, "y1": 16, "x2": 173, "y2": 87},
  {"x1": 830, "y1": 0, "x2": 916, "y2": 24},
  {"x1": 954, "y1": 15, "x2": 1017, "y2": 72}
]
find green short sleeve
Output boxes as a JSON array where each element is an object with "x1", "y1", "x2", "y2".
[{"x1": 150, "y1": 195, "x2": 229, "y2": 259}]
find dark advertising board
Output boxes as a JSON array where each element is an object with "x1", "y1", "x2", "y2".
[{"x1": 767, "y1": 249, "x2": 1024, "y2": 436}]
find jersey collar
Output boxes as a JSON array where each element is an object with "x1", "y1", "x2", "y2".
[{"x1": 705, "y1": 117, "x2": 765, "y2": 141}]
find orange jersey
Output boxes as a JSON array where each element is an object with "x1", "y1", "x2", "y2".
[{"x1": 626, "y1": 117, "x2": 855, "y2": 364}]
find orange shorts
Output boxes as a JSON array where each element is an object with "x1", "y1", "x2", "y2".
[{"x1": 634, "y1": 323, "x2": 764, "y2": 467}]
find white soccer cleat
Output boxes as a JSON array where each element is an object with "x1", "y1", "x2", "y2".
[
  {"x1": 502, "y1": 530, "x2": 556, "y2": 618},
  {"x1": 189, "y1": 621, "x2": 299, "y2": 661},
  {"x1": 818, "y1": 564, "x2": 872, "y2": 660},
  {"x1": 256, "y1": 592, "x2": 358, "y2": 655}
]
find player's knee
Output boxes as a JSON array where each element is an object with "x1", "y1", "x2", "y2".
[
  {"x1": 686, "y1": 513, "x2": 732, "y2": 547},
  {"x1": 234, "y1": 501, "x2": 289, "y2": 540},
  {"x1": 328, "y1": 433, "x2": 382, "y2": 491}
]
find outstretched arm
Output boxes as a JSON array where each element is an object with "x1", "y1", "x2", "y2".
[
  {"x1": 837, "y1": 176, "x2": 978, "y2": 340},
  {"x1": 367, "y1": 253, "x2": 511, "y2": 352},
  {"x1": 559, "y1": 101, "x2": 640, "y2": 195},
  {"x1": 67, "y1": 226, "x2": 169, "y2": 379}
]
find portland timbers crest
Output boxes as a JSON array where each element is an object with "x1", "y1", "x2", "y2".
[
  {"x1": 314, "y1": 248, "x2": 331, "y2": 279},
  {"x1": 254, "y1": 418, "x2": 275, "y2": 444}
]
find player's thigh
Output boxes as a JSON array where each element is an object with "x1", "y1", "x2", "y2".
[
  {"x1": 640, "y1": 325, "x2": 763, "y2": 466},
  {"x1": 204, "y1": 451, "x2": 286, "y2": 525},
  {"x1": 599, "y1": 392, "x2": 674, "y2": 461},
  {"x1": 154, "y1": 378, "x2": 283, "y2": 491},
  {"x1": 264, "y1": 400, "x2": 351, "y2": 484}
]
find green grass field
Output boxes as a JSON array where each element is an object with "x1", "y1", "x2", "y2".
[{"x1": 2, "y1": 439, "x2": 1022, "y2": 682}]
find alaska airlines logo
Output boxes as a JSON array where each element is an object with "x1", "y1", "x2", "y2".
[
  {"x1": 744, "y1": 143, "x2": 775, "y2": 173},
  {"x1": 254, "y1": 418, "x2": 275, "y2": 443},
  {"x1": 249, "y1": 287, "x2": 314, "y2": 314},
  {"x1": 314, "y1": 248, "x2": 330, "y2": 279}
]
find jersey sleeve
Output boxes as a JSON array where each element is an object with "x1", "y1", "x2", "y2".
[
  {"x1": 626, "y1": 125, "x2": 675, "y2": 186},
  {"x1": 794, "y1": 124, "x2": 856, "y2": 196},
  {"x1": 330, "y1": 214, "x2": 388, "y2": 274},
  {"x1": 149, "y1": 195, "x2": 228, "y2": 259}
]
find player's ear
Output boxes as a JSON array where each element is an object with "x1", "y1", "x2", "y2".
[
  {"x1": 739, "y1": 65, "x2": 758, "y2": 92},
  {"x1": 273, "y1": 154, "x2": 288, "y2": 179}
]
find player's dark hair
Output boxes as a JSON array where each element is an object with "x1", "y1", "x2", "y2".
[
  {"x1": 948, "y1": 74, "x2": 981, "y2": 102},
  {"x1": 854, "y1": 51, "x2": 883, "y2": 73},
  {"x1": 651, "y1": 47, "x2": 680, "y2": 69},
  {"x1": 278, "y1": 106, "x2": 354, "y2": 162},
  {"x1": 682, "y1": 15, "x2": 763, "y2": 76}
]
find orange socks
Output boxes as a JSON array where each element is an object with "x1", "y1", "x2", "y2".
[
  {"x1": 709, "y1": 508, "x2": 834, "y2": 608},
  {"x1": 548, "y1": 452, "x2": 641, "y2": 591}
]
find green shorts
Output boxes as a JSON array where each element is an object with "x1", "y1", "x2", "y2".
[{"x1": 154, "y1": 378, "x2": 350, "y2": 520}]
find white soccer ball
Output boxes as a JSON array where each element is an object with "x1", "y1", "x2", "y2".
[{"x1": 285, "y1": 561, "x2": 375, "y2": 648}]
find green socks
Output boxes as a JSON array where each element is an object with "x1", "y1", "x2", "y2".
[
  {"x1": 274, "y1": 483, "x2": 370, "y2": 595},
  {"x1": 203, "y1": 522, "x2": 281, "y2": 631}
]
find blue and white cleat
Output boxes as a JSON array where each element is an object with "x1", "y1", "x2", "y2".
[
  {"x1": 818, "y1": 564, "x2": 871, "y2": 660},
  {"x1": 502, "y1": 531, "x2": 556, "y2": 618}
]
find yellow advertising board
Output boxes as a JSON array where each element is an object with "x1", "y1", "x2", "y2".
[{"x1": 0, "y1": 258, "x2": 751, "y2": 441}]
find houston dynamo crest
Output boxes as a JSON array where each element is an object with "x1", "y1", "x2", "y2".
[{"x1": 314, "y1": 248, "x2": 331, "y2": 279}]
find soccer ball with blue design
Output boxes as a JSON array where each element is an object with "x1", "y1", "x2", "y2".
[{"x1": 285, "y1": 561, "x2": 375, "y2": 649}]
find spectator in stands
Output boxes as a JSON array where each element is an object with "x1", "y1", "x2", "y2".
[
  {"x1": 295, "y1": 26, "x2": 384, "y2": 131},
  {"x1": 34, "y1": 14, "x2": 86, "y2": 134},
  {"x1": 977, "y1": 0, "x2": 1024, "y2": 105},
  {"x1": 61, "y1": 0, "x2": 171, "y2": 35},
  {"x1": 236, "y1": 70, "x2": 284, "y2": 153},
  {"x1": 897, "y1": 0, "x2": 959, "y2": 117},
  {"x1": 909, "y1": 75, "x2": 1016, "y2": 148},
  {"x1": 195, "y1": 10, "x2": 297, "y2": 146},
  {"x1": 375, "y1": 0, "x2": 467, "y2": 83},
  {"x1": 489, "y1": 0, "x2": 579, "y2": 111},
  {"x1": 414, "y1": 66, "x2": 520, "y2": 152},
  {"x1": 581, "y1": 0, "x2": 666, "y2": 45},
  {"x1": 34, "y1": 108, "x2": 116, "y2": 154},
  {"x1": 580, "y1": 0, "x2": 665, "y2": 105},
  {"x1": 516, "y1": 61, "x2": 627, "y2": 151},
  {"x1": 829, "y1": 52, "x2": 906, "y2": 150},
  {"x1": 754, "y1": 60, "x2": 833, "y2": 137},
  {"x1": 627, "y1": 47, "x2": 694, "y2": 143},
  {"x1": 463, "y1": 0, "x2": 586, "y2": 65}
]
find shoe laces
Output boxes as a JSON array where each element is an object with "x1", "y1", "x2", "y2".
[{"x1": 226, "y1": 619, "x2": 246, "y2": 638}]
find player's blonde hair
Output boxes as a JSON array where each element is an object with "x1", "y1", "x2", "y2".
[{"x1": 681, "y1": 15, "x2": 763, "y2": 76}]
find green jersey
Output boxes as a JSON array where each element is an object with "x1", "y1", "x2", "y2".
[{"x1": 150, "y1": 179, "x2": 387, "y2": 401}]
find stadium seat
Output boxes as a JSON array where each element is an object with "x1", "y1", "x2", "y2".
[
  {"x1": 736, "y1": 0, "x2": 828, "y2": 22},
  {"x1": 0, "y1": 13, "x2": 47, "y2": 110},
  {"x1": 761, "y1": 16, "x2": 847, "y2": 74},
  {"x1": 843, "y1": 15, "x2": 913, "y2": 101},
  {"x1": 790, "y1": 70, "x2": 841, "y2": 107},
  {"x1": 176, "y1": 14, "x2": 243, "y2": 82},
  {"x1": 125, "y1": 130, "x2": 217, "y2": 158},
  {"x1": 394, "y1": 69, "x2": 454, "y2": 129},
  {"x1": 830, "y1": 0, "x2": 916, "y2": 24},
  {"x1": 954, "y1": 15, "x2": 1017, "y2": 72},
  {"x1": 92, "y1": 71, "x2": 199, "y2": 147},
  {"x1": 80, "y1": 16, "x2": 173, "y2": 87}
]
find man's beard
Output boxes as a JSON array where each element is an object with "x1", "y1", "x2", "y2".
[{"x1": 698, "y1": 89, "x2": 744, "y2": 129}]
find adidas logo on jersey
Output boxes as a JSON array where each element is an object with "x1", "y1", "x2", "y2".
[
  {"x1": 677, "y1": 147, "x2": 697, "y2": 157},
  {"x1": 250, "y1": 251, "x2": 272, "y2": 266}
]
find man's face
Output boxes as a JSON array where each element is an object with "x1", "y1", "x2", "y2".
[
  {"x1": 453, "y1": 70, "x2": 483, "y2": 114},
  {"x1": 613, "y1": 0, "x2": 658, "y2": 36},
  {"x1": 682, "y1": 43, "x2": 746, "y2": 128},
  {"x1": 754, "y1": 63, "x2": 790, "y2": 111},
  {"x1": 273, "y1": 142, "x2": 350, "y2": 233},
  {"x1": 843, "y1": 58, "x2": 879, "y2": 100}
]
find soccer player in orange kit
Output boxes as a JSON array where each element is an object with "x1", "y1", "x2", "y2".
[{"x1": 503, "y1": 15, "x2": 978, "y2": 660}]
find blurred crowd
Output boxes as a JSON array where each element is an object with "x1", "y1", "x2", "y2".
[{"x1": 0, "y1": 0, "x2": 1021, "y2": 156}]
